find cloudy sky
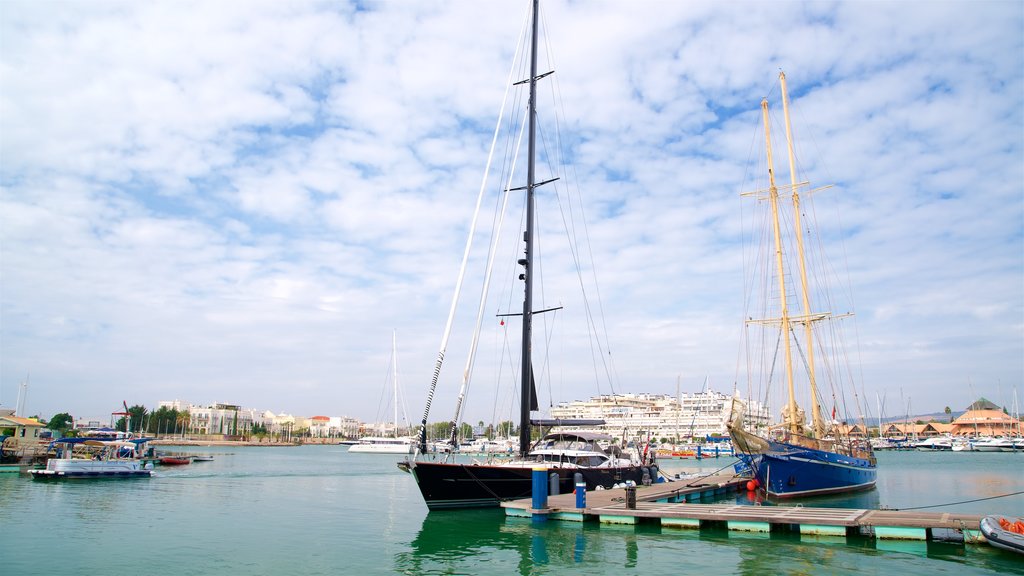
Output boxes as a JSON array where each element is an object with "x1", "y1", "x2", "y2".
[{"x1": 2, "y1": 1, "x2": 1021, "y2": 428}]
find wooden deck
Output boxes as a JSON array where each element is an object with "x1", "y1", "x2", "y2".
[{"x1": 501, "y1": 475, "x2": 986, "y2": 545}]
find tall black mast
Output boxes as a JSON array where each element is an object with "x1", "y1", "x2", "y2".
[{"x1": 518, "y1": 0, "x2": 539, "y2": 458}]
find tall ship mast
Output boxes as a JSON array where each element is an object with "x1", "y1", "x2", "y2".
[{"x1": 728, "y1": 71, "x2": 876, "y2": 499}]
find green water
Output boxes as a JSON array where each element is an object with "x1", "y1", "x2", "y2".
[{"x1": 1, "y1": 447, "x2": 1021, "y2": 575}]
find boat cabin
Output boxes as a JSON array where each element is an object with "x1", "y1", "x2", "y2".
[{"x1": 0, "y1": 410, "x2": 46, "y2": 449}]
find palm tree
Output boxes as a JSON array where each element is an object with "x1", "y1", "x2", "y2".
[{"x1": 176, "y1": 411, "x2": 190, "y2": 439}]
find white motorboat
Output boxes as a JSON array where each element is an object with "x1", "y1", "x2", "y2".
[
  {"x1": 972, "y1": 436, "x2": 1016, "y2": 452},
  {"x1": 912, "y1": 436, "x2": 953, "y2": 451},
  {"x1": 347, "y1": 436, "x2": 416, "y2": 454}
]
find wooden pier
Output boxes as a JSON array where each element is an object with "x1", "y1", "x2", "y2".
[{"x1": 501, "y1": 474, "x2": 986, "y2": 546}]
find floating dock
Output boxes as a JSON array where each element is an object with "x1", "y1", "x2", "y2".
[{"x1": 502, "y1": 474, "x2": 985, "y2": 546}]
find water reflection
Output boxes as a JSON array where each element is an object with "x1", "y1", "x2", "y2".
[{"x1": 399, "y1": 512, "x2": 620, "y2": 574}]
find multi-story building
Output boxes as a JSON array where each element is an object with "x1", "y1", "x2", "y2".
[
  {"x1": 548, "y1": 389, "x2": 770, "y2": 442},
  {"x1": 187, "y1": 403, "x2": 261, "y2": 437}
]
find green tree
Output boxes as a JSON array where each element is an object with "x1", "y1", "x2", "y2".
[
  {"x1": 48, "y1": 412, "x2": 74, "y2": 434},
  {"x1": 122, "y1": 404, "x2": 148, "y2": 433},
  {"x1": 944, "y1": 406, "x2": 952, "y2": 423}
]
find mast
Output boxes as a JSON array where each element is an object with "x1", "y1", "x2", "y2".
[
  {"x1": 392, "y1": 330, "x2": 399, "y2": 439},
  {"x1": 761, "y1": 98, "x2": 800, "y2": 434},
  {"x1": 779, "y1": 71, "x2": 824, "y2": 437},
  {"x1": 518, "y1": 0, "x2": 540, "y2": 457}
]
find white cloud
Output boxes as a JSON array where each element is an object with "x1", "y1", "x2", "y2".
[{"x1": 1, "y1": 1, "x2": 1020, "y2": 425}]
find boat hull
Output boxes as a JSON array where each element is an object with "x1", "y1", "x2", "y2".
[
  {"x1": 981, "y1": 515, "x2": 1024, "y2": 555},
  {"x1": 744, "y1": 442, "x2": 876, "y2": 498},
  {"x1": 30, "y1": 469, "x2": 153, "y2": 479},
  {"x1": 406, "y1": 460, "x2": 650, "y2": 510},
  {"x1": 348, "y1": 443, "x2": 415, "y2": 454},
  {"x1": 29, "y1": 457, "x2": 153, "y2": 480}
]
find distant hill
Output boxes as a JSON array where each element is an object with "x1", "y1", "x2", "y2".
[{"x1": 879, "y1": 411, "x2": 962, "y2": 424}]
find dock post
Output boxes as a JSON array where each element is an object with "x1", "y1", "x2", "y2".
[
  {"x1": 625, "y1": 485, "x2": 637, "y2": 509},
  {"x1": 696, "y1": 445, "x2": 702, "y2": 459},
  {"x1": 532, "y1": 467, "x2": 548, "y2": 522},
  {"x1": 575, "y1": 482, "x2": 586, "y2": 509}
]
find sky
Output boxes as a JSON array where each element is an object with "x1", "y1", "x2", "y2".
[{"x1": 1, "y1": 1, "x2": 1021, "y2": 428}]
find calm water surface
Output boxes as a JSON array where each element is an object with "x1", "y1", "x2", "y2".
[{"x1": 2, "y1": 447, "x2": 1021, "y2": 575}]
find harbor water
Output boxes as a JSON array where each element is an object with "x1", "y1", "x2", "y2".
[{"x1": 1, "y1": 447, "x2": 1021, "y2": 575}]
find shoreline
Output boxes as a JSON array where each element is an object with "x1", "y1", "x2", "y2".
[{"x1": 149, "y1": 439, "x2": 338, "y2": 447}]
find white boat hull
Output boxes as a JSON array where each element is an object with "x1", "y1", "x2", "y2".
[
  {"x1": 30, "y1": 458, "x2": 152, "y2": 479},
  {"x1": 348, "y1": 442, "x2": 414, "y2": 454}
]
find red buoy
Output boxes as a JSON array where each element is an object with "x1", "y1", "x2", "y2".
[{"x1": 746, "y1": 480, "x2": 757, "y2": 492}]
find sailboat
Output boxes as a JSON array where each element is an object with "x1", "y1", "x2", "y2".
[
  {"x1": 726, "y1": 72, "x2": 876, "y2": 498},
  {"x1": 401, "y1": 0, "x2": 652, "y2": 510},
  {"x1": 350, "y1": 331, "x2": 415, "y2": 454}
]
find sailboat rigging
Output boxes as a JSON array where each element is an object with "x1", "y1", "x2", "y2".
[
  {"x1": 727, "y1": 71, "x2": 876, "y2": 498},
  {"x1": 402, "y1": 0, "x2": 653, "y2": 510},
  {"x1": 350, "y1": 331, "x2": 415, "y2": 454}
]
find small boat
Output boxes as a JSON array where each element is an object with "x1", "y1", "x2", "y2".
[
  {"x1": 912, "y1": 436, "x2": 954, "y2": 451},
  {"x1": 972, "y1": 436, "x2": 1015, "y2": 452},
  {"x1": 980, "y1": 515, "x2": 1024, "y2": 555},
  {"x1": 30, "y1": 439, "x2": 153, "y2": 479},
  {"x1": 348, "y1": 436, "x2": 416, "y2": 454},
  {"x1": 190, "y1": 455, "x2": 214, "y2": 462},
  {"x1": 158, "y1": 456, "x2": 191, "y2": 465}
]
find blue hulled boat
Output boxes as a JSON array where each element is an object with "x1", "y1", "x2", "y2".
[
  {"x1": 727, "y1": 71, "x2": 876, "y2": 499},
  {"x1": 734, "y1": 435, "x2": 876, "y2": 498}
]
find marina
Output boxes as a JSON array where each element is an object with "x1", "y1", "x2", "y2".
[
  {"x1": 1, "y1": 1, "x2": 1020, "y2": 575},
  {"x1": 1, "y1": 447, "x2": 1021, "y2": 575}
]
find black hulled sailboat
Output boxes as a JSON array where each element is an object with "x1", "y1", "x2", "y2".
[{"x1": 401, "y1": 0, "x2": 652, "y2": 510}]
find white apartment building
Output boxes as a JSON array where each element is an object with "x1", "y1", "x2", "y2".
[
  {"x1": 187, "y1": 403, "x2": 262, "y2": 437},
  {"x1": 157, "y1": 400, "x2": 368, "y2": 439},
  {"x1": 548, "y1": 389, "x2": 770, "y2": 442},
  {"x1": 308, "y1": 416, "x2": 362, "y2": 438}
]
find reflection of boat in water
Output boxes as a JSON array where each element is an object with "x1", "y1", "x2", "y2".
[
  {"x1": 398, "y1": 510, "x2": 596, "y2": 572},
  {"x1": 727, "y1": 71, "x2": 875, "y2": 499},
  {"x1": 396, "y1": 510, "x2": 529, "y2": 573}
]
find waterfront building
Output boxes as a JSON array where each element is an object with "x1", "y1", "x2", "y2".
[
  {"x1": 0, "y1": 409, "x2": 45, "y2": 448},
  {"x1": 157, "y1": 399, "x2": 191, "y2": 411},
  {"x1": 310, "y1": 416, "x2": 360, "y2": 438},
  {"x1": 548, "y1": 390, "x2": 770, "y2": 442},
  {"x1": 952, "y1": 407, "x2": 1020, "y2": 437},
  {"x1": 310, "y1": 416, "x2": 332, "y2": 437},
  {"x1": 337, "y1": 416, "x2": 361, "y2": 439},
  {"x1": 73, "y1": 418, "x2": 104, "y2": 430},
  {"x1": 189, "y1": 403, "x2": 261, "y2": 437},
  {"x1": 881, "y1": 422, "x2": 952, "y2": 439}
]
